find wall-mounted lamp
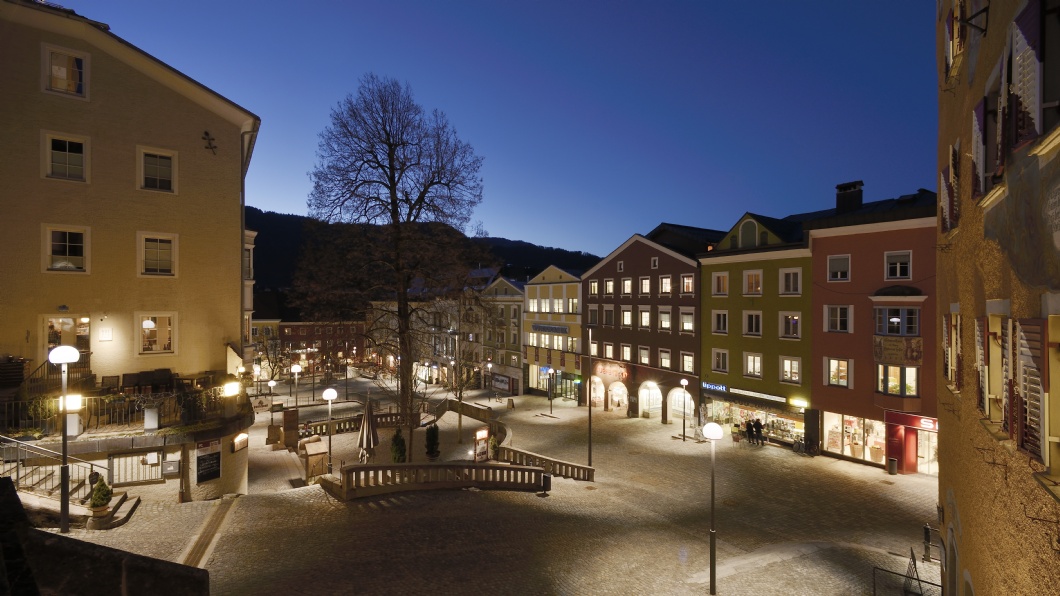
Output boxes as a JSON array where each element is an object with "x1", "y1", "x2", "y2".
[{"x1": 79, "y1": 317, "x2": 90, "y2": 324}]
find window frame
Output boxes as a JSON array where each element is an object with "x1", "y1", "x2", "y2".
[
  {"x1": 137, "y1": 312, "x2": 177, "y2": 355},
  {"x1": 828, "y1": 255, "x2": 850, "y2": 282},
  {"x1": 638, "y1": 346, "x2": 650, "y2": 365},
  {"x1": 603, "y1": 342, "x2": 614, "y2": 359},
  {"x1": 779, "y1": 267, "x2": 802, "y2": 295},
  {"x1": 712, "y1": 348, "x2": 729, "y2": 373},
  {"x1": 679, "y1": 308, "x2": 695, "y2": 333},
  {"x1": 621, "y1": 277, "x2": 632, "y2": 296},
  {"x1": 589, "y1": 280, "x2": 599, "y2": 296},
  {"x1": 620, "y1": 306, "x2": 633, "y2": 328},
  {"x1": 621, "y1": 344, "x2": 632, "y2": 361},
  {"x1": 744, "y1": 352, "x2": 763, "y2": 378},
  {"x1": 826, "y1": 305, "x2": 852, "y2": 333},
  {"x1": 42, "y1": 131, "x2": 90, "y2": 183},
  {"x1": 877, "y1": 364, "x2": 919, "y2": 397},
  {"x1": 137, "y1": 146, "x2": 178, "y2": 194},
  {"x1": 604, "y1": 279, "x2": 614, "y2": 296},
  {"x1": 712, "y1": 272, "x2": 729, "y2": 296},
  {"x1": 779, "y1": 311, "x2": 801, "y2": 339},
  {"x1": 659, "y1": 275, "x2": 673, "y2": 295},
  {"x1": 137, "y1": 231, "x2": 178, "y2": 277},
  {"x1": 42, "y1": 224, "x2": 90, "y2": 274},
  {"x1": 712, "y1": 310, "x2": 728, "y2": 334},
  {"x1": 658, "y1": 348, "x2": 671, "y2": 369},
  {"x1": 780, "y1": 356, "x2": 801, "y2": 385},
  {"x1": 743, "y1": 310, "x2": 762, "y2": 337},
  {"x1": 639, "y1": 276, "x2": 651, "y2": 295},
  {"x1": 638, "y1": 307, "x2": 651, "y2": 329},
  {"x1": 884, "y1": 250, "x2": 912, "y2": 280},
  {"x1": 681, "y1": 352, "x2": 694, "y2": 373},
  {"x1": 41, "y1": 44, "x2": 90, "y2": 100},
  {"x1": 658, "y1": 307, "x2": 672, "y2": 331},
  {"x1": 826, "y1": 357, "x2": 851, "y2": 388},
  {"x1": 743, "y1": 270, "x2": 763, "y2": 296},
  {"x1": 681, "y1": 274, "x2": 695, "y2": 294},
  {"x1": 874, "y1": 307, "x2": 920, "y2": 336}
]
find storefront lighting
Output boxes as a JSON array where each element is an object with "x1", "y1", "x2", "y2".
[
  {"x1": 789, "y1": 398, "x2": 808, "y2": 409},
  {"x1": 223, "y1": 378, "x2": 241, "y2": 397},
  {"x1": 79, "y1": 317, "x2": 90, "y2": 324}
]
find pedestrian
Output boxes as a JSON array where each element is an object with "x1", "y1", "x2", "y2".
[
  {"x1": 746, "y1": 419, "x2": 755, "y2": 445},
  {"x1": 754, "y1": 418, "x2": 764, "y2": 446}
]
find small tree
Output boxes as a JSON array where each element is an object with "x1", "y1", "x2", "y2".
[
  {"x1": 89, "y1": 477, "x2": 112, "y2": 508},
  {"x1": 390, "y1": 428, "x2": 407, "y2": 463},
  {"x1": 424, "y1": 423, "x2": 440, "y2": 458}
]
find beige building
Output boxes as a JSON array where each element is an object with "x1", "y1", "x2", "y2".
[
  {"x1": 0, "y1": 0, "x2": 260, "y2": 382},
  {"x1": 936, "y1": 1, "x2": 1060, "y2": 593},
  {"x1": 523, "y1": 266, "x2": 583, "y2": 400},
  {"x1": 481, "y1": 276, "x2": 525, "y2": 394}
]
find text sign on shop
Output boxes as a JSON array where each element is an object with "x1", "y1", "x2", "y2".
[{"x1": 885, "y1": 410, "x2": 939, "y2": 432}]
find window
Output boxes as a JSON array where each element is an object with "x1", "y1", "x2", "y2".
[
  {"x1": 828, "y1": 255, "x2": 850, "y2": 281},
  {"x1": 739, "y1": 220, "x2": 758, "y2": 248},
  {"x1": 553, "y1": 298, "x2": 563, "y2": 313},
  {"x1": 140, "y1": 233, "x2": 176, "y2": 276},
  {"x1": 604, "y1": 343, "x2": 614, "y2": 359},
  {"x1": 639, "y1": 277, "x2": 650, "y2": 295},
  {"x1": 712, "y1": 272, "x2": 729, "y2": 296},
  {"x1": 588, "y1": 308, "x2": 599, "y2": 325},
  {"x1": 659, "y1": 349, "x2": 671, "y2": 369},
  {"x1": 540, "y1": 298, "x2": 550, "y2": 313},
  {"x1": 44, "y1": 133, "x2": 87, "y2": 181},
  {"x1": 139, "y1": 314, "x2": 175, "y2": 354},
  {"x1": 712, "y1": 349, "x2": 729, "y2": 373},
  {"x1": 743, "y1": 270, "x2": 762, "y2": 295},
  {"x1": 44, "y1": 45, "x2": 88, "y2": 98},
  {"x1": 604, "y1": 279, "x2": 614, "y2": 295},
  {"x1": 658, "y1": 308, "x2": 671, "y2": 331},
  {"x1": 712, "y1": 311, "x2": 728, "y2": 334},
  {"x1": 638, "y1": 307, "x2": 650, "y2": 328},
  {"x1": 780, "y1": 312, "x2": 800, "y2": 339},
  {"x1": 567, "y1": 298, "x2": 578, "y2": 313},
  {"x1": 621, "y1": 307, "x2": 632, "y2": 328},
  {"x1": 299, "y1": 328, "x2": 307, "y2": 335},
  {"x1": 885, "y1": 251, "x2": 911, "y2": 280},
  {"x1": 659, "y1": 275, "x2": 672, "y2": 295},
  {"x1": 877, "y1": 365, "x2": 918, "y2": 396},
  {"x1": 681, "y1": 352, "x2": 694, "y2": 373},
  {"x1": 263, "y1": 327, "x2": 272, "y2": 337},
  {"x1": 681, "y1": 274, "x2": 694, "y2": 294},
  {"x1": 589, "y1": 280, "x2": 599, "y2": 296},
  {"x1": 680, "y1": 310, "x2": 694, "y2": 332},
  {"x1": 139, "y1": 147, "x2": 176, "y2": 192},
  {"x1": 639, "y1": 346, "x2": 650, "y2": 365},
  {"x1": 617, "y1": 261, "x2": 624, "y2": 272},
  {"x1": 779, "y1": 268, "x2": 801, "y2": 295},
  {"x1": 603, "y1": 307, "x2": 614, "y2": 326},
  {"x1": 780, "y1": 357, "x2": 801, "y2": 384},
  {"x1": 621, "y1": 344, "x2": 631, "y2": 361},
  {"x1": 590, "y1": 341, "x2": 598, "y2": 357},
  {"x1": 745, "y1": 353, "x2": 762, "y2": 378},
  {"x1": 875, "y1": 308, "x2": 919, "y2": 336},
  {"x1": 566, "y1": 336, "x2": 576, "y2": 351},
  {"x1": 827, "y1": 358, "x2": 850, "y2": 387},
  {"x1": 651, "y1": 257, "x2": 659, "y2": 269},
  {"x1": 744, "y1": 311, "x2": 762, "y2": 336},
  {"x1": 827, "y1": 306, "x2": 851, "y2": 333},
  {"x1": 45, "y1": 227, "x2": 87, "y2": 272},
  {"x1": 512, "y1": 306, "x2": 519, "y2": 320},
  {"x1": 621, "y1": 278, "x2": 632, "y2": 295}
]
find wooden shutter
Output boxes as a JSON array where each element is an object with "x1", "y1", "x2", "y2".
[
  {"x1": 943, "y1": 314, "x2": 952, "y2": 381},
  {"x1": 1012, "y1": 0, "x2": 1042, "y2": 145},
  {"x1": 1016, "y1": 319, "x2": 1045, "y2": 459},
  {"x1": 975, "y1": 317, "x2": 987, "y2": 411},
  {"x1": 950, "y1": 143, "x2": 960, "y2": 228},
  {"x1": 972, "y1": 100, "x2": 985, "y2": 197},
  {"x1": 1002, "y1": 318, "x2": 1013, "y2": 435},
  {"x1": 997, "y1": 47, "x2": 1009, "y2": 176},
  {"x1": 940, "y1": 168, "x2": 952, "y2": 232}
]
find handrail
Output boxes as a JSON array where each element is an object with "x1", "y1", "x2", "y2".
[
  {"x1": 1, "y1": 434, "x2": 100, "y2": 469},
  {"x1": 496, "y1": 445, "x2": 594, "y2": 481},
  {"x1": 323, "y1": 462, "x2": 544, "y2": 501}
]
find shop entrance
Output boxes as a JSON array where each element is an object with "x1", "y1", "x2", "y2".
[
  {"x1": 608, "y1": 382, "x2": 628, "y2": 414},
  {"x1": 638, "y1": 382, "x2": 662, "y2": 419},
  {"x1": 917, "y1": 428, "x2": 939, "y2": 476}
]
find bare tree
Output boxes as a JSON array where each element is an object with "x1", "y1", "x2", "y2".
[{"x1": 308, "y1": 73, "x2": 484, "y2": 450}]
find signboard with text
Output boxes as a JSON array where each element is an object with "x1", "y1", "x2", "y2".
[{"x1": 196, "y1": 439, "x2": 221, "y2": 483}]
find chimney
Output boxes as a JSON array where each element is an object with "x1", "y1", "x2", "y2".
[{"x1": 835, "y1": 181, "x2": 863, "y2": 214}]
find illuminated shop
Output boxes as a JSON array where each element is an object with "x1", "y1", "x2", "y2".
[{"x1": 701, "y1": 383, "x2": 806, "y2": 444}]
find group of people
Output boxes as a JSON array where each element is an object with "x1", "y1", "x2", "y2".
[{"x1": 735, "y1": 418, "x2": 767, "y2": 446}]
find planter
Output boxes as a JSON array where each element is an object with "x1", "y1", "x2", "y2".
[
  {"x1": 88, "y1": 505, "x2": 110, "y2": 518},
  {"x1": 426, "y1": 452, "x2": 440, "y2": 462}
]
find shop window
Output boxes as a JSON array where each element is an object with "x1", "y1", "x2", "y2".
[
  {"x1": 827, "y1": 358, "x2": 850, "y2": 387},
  {"x1": 877, "y1": 365, "x2": 919, "y2": 397},
  {"x1": 875, "y1": 308, "x2": 919, "y2": 336}
]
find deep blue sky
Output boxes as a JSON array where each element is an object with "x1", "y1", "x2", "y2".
[{"x1": 63, "y1": 1, "x2": 938, "y2": 257}]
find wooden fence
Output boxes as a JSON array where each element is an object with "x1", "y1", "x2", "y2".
[{"x1": 322, "y1": 462, "x2": 544, "y2": 501}]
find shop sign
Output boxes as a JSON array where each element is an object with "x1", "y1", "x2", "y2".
[
  {"x1": 702, "y1": 382, "x2": 727, "y2": 392},
  {"x1": 729, "y1": 387, "x2": 787, "y2": 403},
  {"x1": 492, "y1": 374, "x2": 509, "y2": 390},
  {"x1": 196, "y1": 439, "x2": 221, "y2": 483},
  {"x1": 593, "y1": 361, "x2": 629, "y2": 381},
  {"x1": 885, "y1": 410, "x2": 938, "y2": 431},
  {"x1": 532, "y1": 324, "x2": 569, "y2": 334},
  {"x1": 873, "y1": 336, "x2": 924, "y2": 366}
]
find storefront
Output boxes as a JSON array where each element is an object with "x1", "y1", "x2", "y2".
[
  {"x1": 701, "y1": 383, "x2": 806, "y2": 445},
  {"x1": 821, "y1": 412, "x2": 887, "y2": 465},
  {"x1": 884, "y1": 410, "x2": 939, "y2": 476}
]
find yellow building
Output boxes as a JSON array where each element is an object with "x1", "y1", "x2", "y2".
[
  {"x1": 523, "y1": 266, "x2": 583, "y2": 399},
  {"x1": 0, "y1": 0, "x2": 260, "y2": 383}
]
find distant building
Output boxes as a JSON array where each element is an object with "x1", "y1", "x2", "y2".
[
  {"x1": 523, "y1": 266, "x2": 583, "y2": 400},
  {"x1": 935, "y1": 1, "x2": 1060, "y2": 592},
  {"x1": 481, "y1": 277, "x2": 525, "y2": 394}
]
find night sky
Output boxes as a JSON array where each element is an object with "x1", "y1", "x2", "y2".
[{"x1": 60, "y1": 1, "x2": 938, "y2": 256}]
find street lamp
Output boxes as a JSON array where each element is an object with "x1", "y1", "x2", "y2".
[
  {"x1": 253, "y1": 364, "x2": 261, "y2": 395},
  {"x1": 487, "y1": 362, "x2": 494, "y2": 401},
  {"x1": 323, "y1": 388, "x2": 337, "y2": 473},
  {"x1": 290, "y1": 364, "x2": 302, "y2": 406},
  {"x1": 586, "y1": 326, "x2": 592, "y2": 466},
  {"x1": 49, "y1": 344, "x2": 80, "y2": 534},
  {"x1": 704, "y1": 421, "x2": 724, "y2": 595},
  {"x1": 547, "y1": 367, "x2": 555, "y2": 415},
  {"x1": 268, "y1": 380, "x2": 278, "y2": 424},
  {"x1": 680, "y1": 379, "x2": 689, "y2": 442}
]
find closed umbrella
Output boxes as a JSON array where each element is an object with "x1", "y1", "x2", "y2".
[{"x1": 357, "y1": 398, "x2": 379, "y2": 464}]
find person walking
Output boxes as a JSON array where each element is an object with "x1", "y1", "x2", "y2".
[
  {"x1": 753, "y1": 418, "x2": 764, "y2": 446},
  {"x1": 745, "y1": 419, "x2": 756, "y2": 445}
]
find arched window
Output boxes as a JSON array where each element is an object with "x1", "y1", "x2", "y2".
[{"x1": 739, "y1": 220, "x2": 757, "y2": 248}]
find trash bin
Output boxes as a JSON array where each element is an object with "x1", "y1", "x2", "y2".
[
  {"x1": 887, "y1": 457, "x2": 898, "y2": 475},
  {"x1": 542, "y1": 473, "x2": 552, "y2": 493}
]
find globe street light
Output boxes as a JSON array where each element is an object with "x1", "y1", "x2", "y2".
[
  {"x1": 322, "y1": 388, "x2": 337, "y2": 473},
  {"x1": 487, "y1": 362, "x2": 494, "y2": 401},
  {"x1": 49, "y1": 344, "x2": 80, "y2": 534},
  {"x1": 680, "y1": 379, "x2": 689, "y2": 442},
  {"x1": 290, "y1": 363, "x2": 302, "y2": 406},
  {"x1": 547, "y1": 367, "x2": 555, "y2": 415},
  {"x1": 704, "y1": 421, "x2": 724, "y2": 595}
]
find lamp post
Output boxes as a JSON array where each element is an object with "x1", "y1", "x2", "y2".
[
  {"x1": 586, "y1": 326, "x2": 592, "y2": 466},
  {"x1": 680, "y1": 379, "x2": 689, "y2": 442},
  {"x1": 253, "y1": 364, "x2": 261, "y2": 395},
  {"x1": 49, "y1": 345, "x2": 80, "y2": 534},
  {"x1": 487, "y1": 362, "x2": 493, "y2": 401},
  {"x1": 268, "y1": 380, "x2": 277, "y2": 424},
  {"x1": 322, "y1": 388, "x2": 337, "y2": 473},
  {"x1": 704, "y1": 421, "x2": 724, "y2": 595},
  {"x1": 291, "y1": 363, "x2": 302, "y2": 406},
  {"x1": 547, "y1": 367, "x2": 555, "y2": 415}
]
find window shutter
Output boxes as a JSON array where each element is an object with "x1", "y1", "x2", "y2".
[
  {"x1": 940, "y1": 168, "x2": 952, "y2": 232},
  {"x1": 975, "y1": 317, "x2": 987, "y2": 411},
  {"x1": 972, "y1": 99, "x2": 985, "y2": 197},
  {"x1": 946, "y1": 8, "x2": 955, "y2": 72},
  {"x1": 1016, "y1": 319, "x2": 1045, "y2": 459},
  {"x1": 1001, "y1": 318, "x2": 1013, "y2": 434},
  {"x1": 997, "y1": 48, "x2": 1009, "y2": 175},
  {"x1": 1012, "y1": 0, "x2": 1042, "y2": 145},
  {"x1": 943, "y1": 314, "x2": 951, "y2": 380},
  {"x1": 950, "y1": 143, "x2": 960, "y2": 228}
]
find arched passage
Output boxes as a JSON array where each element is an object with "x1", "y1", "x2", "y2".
[{"x1": 638, "y1": 382, "x2": 662, "y2": 419}]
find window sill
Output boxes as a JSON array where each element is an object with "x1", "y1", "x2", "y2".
[
  {"x1": 780, "y1": 380, "x2": 801, "y2": 386},
  {"x1": 743, "y1": 334, "x2": 761, "y2": 338},
  {"x1": 779, "y1": 293, "x2": 801, "y2": 297},
  {"x1": 712, "y1": 331, "x2": 727, "y2": 336},
  {"x1": 827, "y1": 278, "x2": 850, "y2": 283},
  {"x1": 977, "y1": 183, "x2": 1007, "y2": 211},
  {"x1": 780, "y1": 336, "x2": 801, "y2": 341},
  {"x1": 977, "y1": 417, "x2": 1009, "y2": 442},
  {"x1": 711, "y1": 294, "x2": 728, "y2": 298}
]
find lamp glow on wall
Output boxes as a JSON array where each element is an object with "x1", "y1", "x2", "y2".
[{"x1": 48, "y1": 344, "x2": 80, "y2": 534}]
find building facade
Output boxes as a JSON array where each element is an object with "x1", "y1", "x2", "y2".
[
  {"x1": 481, "y1": 276, "x2": 524, "y2": 395},
  {"x1": 936, "y1": 0, "x2": 1060, "y2": 592},
  {"x1": 522, "y1": 266, "x2": 582, "y2": 401}
]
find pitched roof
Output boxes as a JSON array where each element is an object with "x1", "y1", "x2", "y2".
[{"x1": 645, "y1": 223, "x2": 726, "y2": 256}]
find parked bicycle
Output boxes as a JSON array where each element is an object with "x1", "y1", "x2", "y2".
[{"x1": 792, "y1": 435, "x2": 819, "y2": 456}]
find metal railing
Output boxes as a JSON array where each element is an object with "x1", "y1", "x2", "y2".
[
  {"x1": 0, "y1": 434, "x2": 108, "y2": 505},
  {"x1": 324, "y1": 462, "x2": 544, "y2": 501}
]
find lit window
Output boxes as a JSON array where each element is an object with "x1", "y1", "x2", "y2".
[
  {"x1": 745, "y1": 353, "x2": 762, "y2": 378},
  {"x1": 828, "y1": 358, "x2": 850, "y2": 387},
  {"x1": 875, "y1": 308, "x2": 919, "y2": 336},
  {"x1": 659, "y1": 349, "x2": 671, "y2": 369},
  {"x1": 712, "y1": 272, "x2": 728, "y2": 296},
  {"x1": 589, "y1": 280, "x2": 599, "y2": 296},
  {"x1": 660, "y1": 276, "x2": 672, "y2": 294},
  {"x1": 681, "y1": 352, "x2": 694, "y2": 373},
  {"x1": 658, "y1": 309, "x2": 671, "y2": 330},
  {"x1": 567, "y1": 298, "x2": 578, "y2": 313},
  {"x1": 639, "y1": 277, "x2": 651, "y2": 294},
  {"x1": 780, "y1": 357, "x2": 800, "y2": 384},
  {"x1": 140, "y1": 314, "x2": 175, "y2": 354},
  {"x1": 604, "y1": 279, "x2": 614, "y2": 295},
  {"x1": 604, "y1": 343, "x2": 614, "y2": 359},
  {"x1": 45, "y1": 46, "x2": 87, "y2": 97},
  {"x1": 639, "y1": 308, "x2": 650, "y2": 328},
  {"x1": 621, "y1": 278, "x2": 632, "y2": 295},
  {"x1": 743, "y1": 270, "x2": 762, "y2": 295},
  {"x1": 681, "y1": 274, "x2": 694, "y2": 294},
  {"x1": 621, "y1": 344, "x2": 631, "y2": 361},
  {"x1": 680, "y1": 310, "x2": 694, "y2": 332},
  {"x1": 621, "y1": 308, "x2": 632, "y2": 328},
  {"x1": 553, "y1": 299, "x2": 562, "y2": 313},
  {"x1": 590, "y1": 341, "x2": 598, "y2": 357},
  {"x1": 639, "y1": 346, "x2": 650, "y2": 364},
  {"x1": 877, "y1": 365, "x2": 918, "y2": 396}
]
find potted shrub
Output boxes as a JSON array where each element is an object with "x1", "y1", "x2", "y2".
[
  {"x1": 390, "y1": 428, "x2": 407, "y2": 463},
  {"x1": 88, "y1": 477, "x2": 113, "y2": 517},
  {"x1": 488, "y1": 435, "x2": 498, "y2": 460},
  {"x1": 424, "y1": 424, "x2": 440, "y2": 461}
]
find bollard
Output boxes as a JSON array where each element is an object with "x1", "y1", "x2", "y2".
[
  {"x1": 541, "y1": 473, "x2": 552, "y2": 495},
  {"x1": 923, "y1": 523, "x2": 932, "y2": 562}
]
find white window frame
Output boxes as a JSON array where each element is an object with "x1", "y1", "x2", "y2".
[
  {"x1": 826, "y1": 357, "x2": 852, "y2": 388},
  {"x1": 589, "y1": 280, "x2": 599, "y2": 296},
  {"x1": 679, "y1": 308, "x2": 695, "y2": 333},
  {"x1": 41, "y1": 44, "x2": 90, "y2": 100},
  {"x1": 553, "y1": 298, "x2": 563, "y2": 313},
  {"x1": 659, "y1": 349, "x2": 672, "y2": 369},
  {"x1": 712, "y1": 310, "x2": 728, "y2": 334},
  {"x1": 590, "y1": 340, "x2": 598, "y2": 357},
  {"x1": 659, "y1": 275, "x2": 673, "y2": 295},
  {"x1": 825, "y1": 305, "x2": 852, "y2": 333},
  {"x1": 779, "y1": 311, "x2": 801, "y2": 339},
  {"x1": 638, "y1": 346, "x2": 650, "y2": 365},
  {"x1": 42, "y1": 224, "x2": 90, "y2": 274},
  {"x1": 604, "y1": 279, "x2": 614, "y2": 296},
  {"x1": 137, "y1": 231, "x2": 178, "y2": 277},
  {"x1": 621, "y1": 278, "x2": 632, "y2": 296},
  {"x1": 41, "y1": 130, "x2": 90, "y2": 183},
  {"x1": 681, "y1": 274, "x2": 694, "y2": 294},
  {"x1": 743, "y1": 270, "x2": 763, "y2": 296},
  {"x1": 712, "y1": 349, "x2": 729, "y2": 373},
  {"x1": 780, "y1": 356, "x2": 801, "y2": 385},
  {"x1": 603, "y1": 305, "x2": 615, "y2": 326},
  {"x1": 658, "y1": 307, "x2": 672, "y2": 331},
  {"x1": 617, "y1": 261, "x2": 624, "y2": 272},
  {"x1": 744, "y1": 352, "x2": 762, "y2": 378},
  {"x1": 638, "y1": 307, "x2": 651, "y2": 329},
  {"x1": 604, "y1": 343, "x2": 614, "y2": 359},
  {"x1": 639, "y1": 276, "x2": 651, "y2": 295},
  {"x1": 779, "y1": 267, "x2": 802, "y2": 295},
  {"x1": 743, "y1": 311, "x2": 762, "y2": 337},
  {"x1": 712, "y1": 272, "x2": 729, "y2": 296},
  {"x1": 621, "y1": 306, "x2": 633, "y2": 328},
  {"x1": 877, "y1": 364, "x2": 919, "y2": 397},
  {"x1": 137, "y1": 146, "x2": 178, "y2": 194},
  {"x1": 884, "y1": 251, "x2": 912, "y2": 280},
  {"x1": 651, "y1": 257, "x2": 659, "y2": 269},
  {"x1": 137, "y1": 312, "x2": 177, "y2": 355},
  {"x1": 681, "y1": 352, "x2": 694, "y2": 373},
  {"x1": 828, "y1": 255, "x2": 850, "y2": 282},
  {"x1": 621, "y1": 344, "x2": 632, "y2": 361}
]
